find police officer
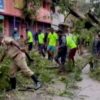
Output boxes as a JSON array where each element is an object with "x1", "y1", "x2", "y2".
[{"x1": 0, "y1": 35, "x2": 42, "y2": 90}]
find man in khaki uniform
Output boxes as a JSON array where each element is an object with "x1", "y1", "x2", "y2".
[{"x1": 0, "y1": 35, "x2": 42, "y2": 90}]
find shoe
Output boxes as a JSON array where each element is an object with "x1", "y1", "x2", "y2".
[{"x1": 34, "y1": 82, "x2": 42, "y2": 90}]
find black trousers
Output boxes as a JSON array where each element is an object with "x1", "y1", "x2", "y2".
[
  {"x1": 28, "y1": 42, "x2": 33, "y2": 51},
  {"x1": 55, "y1": 47, "x2": 67, "y2": 65},
  {"x1": 38, "y1": 44, "x2": 45, "y2": 57}
]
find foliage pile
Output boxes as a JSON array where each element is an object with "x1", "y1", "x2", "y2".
[
  {"x1": 90, "y1": 59, "x2": 100, "y2": 81},
  {"x1": 0, "y1": 50, "x2": 82, "y2": 99},
  {"x1": 0, "y1": 48, "x2": 11, "y2": 92},
  {"x1": 90, "y1": 68, "x2": 100, "y2": 81}
]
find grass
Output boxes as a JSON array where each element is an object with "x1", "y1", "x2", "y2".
[
  {"x1": 90, "y1": 67, "x2": 100, "y2": 81},
  {"x1": 0, "y1": 51, "x2": 82, "y2": 99},
  {"x1": 0, "y1": 92, "x2": 6, "y2": 100},
  {"x1": 0, "y1": 58, "x2": 11, "y2": 91},
  {"x1": 89, "y1": 56, "x2": 100, "y2": 81}
]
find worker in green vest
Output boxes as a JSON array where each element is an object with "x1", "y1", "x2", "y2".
[
  {"x1": 47, "y1": 28, "x2": 58, "y2": 60},
  {"x1": 26, "y1": 29, "x2": 34, "y2": 51},
  {"x1": 38, "y1": 30, "x2": 45, "y2": 57},
  {"x1": 66, "y1": 31, "x2": 77, "y2": 66}
]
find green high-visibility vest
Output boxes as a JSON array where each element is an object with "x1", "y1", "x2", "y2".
[
  {"x1": 66, "y1": 35, "x2": 77, "y2": 49},
  {"x1": 38, "y1": 33, "x2": 45, "y2": 44},
  {"x1": 72, "y1": 34, "x2": 79, "y2": 45},
  {"x1": 27, "y1": 31, "x2": 33, "y2": 43},
  {"x1": 48, "y1": 32, "x2": 58, "y2": 46}
]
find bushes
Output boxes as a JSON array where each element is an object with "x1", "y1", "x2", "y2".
[
  {"x1": 90, "y1": 68, "x2": 100, "y2": 81},
  {"x1": 30, "y1": 52, "x2": 58, "y2": 83},
  {"x1": 0, "y1": 50, "x2": 83, "y2": 99},
  {"x1": 90, "y1": 59, "x2": 100, "y2": 81},
  {"x1": 0, "y1": 58, "x2": 11, "y2": 92}
]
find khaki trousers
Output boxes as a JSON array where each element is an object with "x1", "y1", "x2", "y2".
[{"x1": 10, "y1": 52, "x2": 34, "y2": 78}]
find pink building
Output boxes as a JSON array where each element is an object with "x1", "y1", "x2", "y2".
[
  {"x1": 0, "y1": 0, "x2": 52, "y2": 38},
  {"x1": 30, "y1": 0, "x2": 52, "y2": 33},
  {"x1": 0, "y1": 0, "x2": 26, "y2": 37}
]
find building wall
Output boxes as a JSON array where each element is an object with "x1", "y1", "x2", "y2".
[
  {"x1": 4, "y1": 17, "x2": 9, "y2": 36},
  {"x1": 0, "y1": 0, "x2": 52, "y2": 37},
  {"x1": 35, "y1": 0, "x2": 52, "y2": 31},
  {"x1": 36, "y1": 7, "x2": 52, "y2": 23},
  {"x1": 3, "y1": 16, "x2": 26, "y2": 38},
  {"x1": 4, "y1": 0, "x2": 22, "y2": 17},
  {"x1": 0, "y1": 0, "x2": 25, "y2": 37}
]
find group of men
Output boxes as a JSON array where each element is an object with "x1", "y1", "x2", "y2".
[
  {"x1": 35, "y1": 24, "x2": 78, "y2": 72},
  {"x1": 21, "y1": 23, "x2": 79, "y2": 72},
  {"x1": 0, "y1": 22, "x2": 100, "y2": 92}
]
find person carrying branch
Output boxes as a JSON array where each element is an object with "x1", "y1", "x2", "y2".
[{"x1": 0, "y1": 34, "x2": 42, "y2": 91}]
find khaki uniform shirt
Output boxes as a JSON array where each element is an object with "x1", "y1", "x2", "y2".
[{"x1": 1, "y1": 36, "x2": 21, "y2": 58}]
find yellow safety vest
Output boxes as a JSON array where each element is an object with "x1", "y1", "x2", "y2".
[
  {"x1": 66, "y1": 35, "x2": 77, "y2": 49},
  {"x1": 38, "y1": 33, "x2": 44, "y2": 44},
  {"x1": 48, "y1": 32, "x2": 58, "y2": 46},
  {"x1": 27, "y1": 31, "x2": 33, "y2": 43}
]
